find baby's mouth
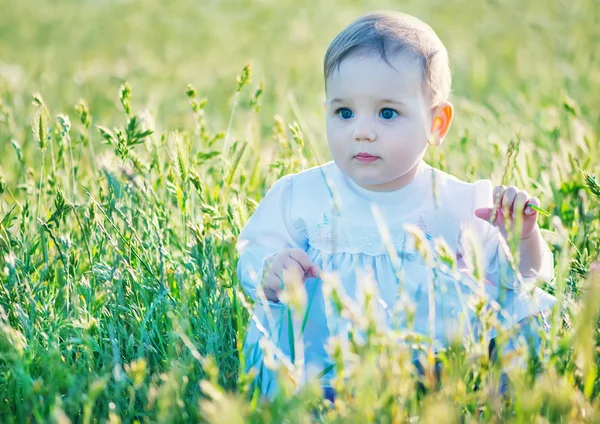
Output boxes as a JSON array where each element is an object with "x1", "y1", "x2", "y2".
[{"x1": 354, "y1": 153, "x2": 380, "y2": 163}]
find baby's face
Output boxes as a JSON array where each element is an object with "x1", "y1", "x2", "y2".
[{"x1": 325, "y1": 53, "x2": 432, "y2": 192}]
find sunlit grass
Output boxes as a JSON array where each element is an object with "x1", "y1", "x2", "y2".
[{"x1": 0, "y1": 0, "x2": 599, "y2": 422}]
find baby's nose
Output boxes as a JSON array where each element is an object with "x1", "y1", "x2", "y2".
[{"x1": 353, "y1": 119, "x2": 377, "y2": 142}]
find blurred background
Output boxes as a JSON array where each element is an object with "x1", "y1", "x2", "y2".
[
  {"x1": 0, "y1": 1, "x2": 599, "y2": 420},
  {"x1": 0, "y1": 0, "x2": 598, "y2": 180}
]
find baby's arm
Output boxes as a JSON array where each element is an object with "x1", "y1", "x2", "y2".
[
  {"x1": 236, "y1": 176, "x2": 318, "y2": 304},
  {"x1": 518, "y1": 227, "x2": 553, "y2": 281},
  {"x1": 473, "y1": 183, "x2": 554, "y2": 287},
  {"x1": 262, "y1": 248, "x2": 320, "y2": 302}
]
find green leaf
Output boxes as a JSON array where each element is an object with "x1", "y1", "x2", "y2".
[
  {"x1": 197, "y1": 151, "x2": 220, "y2": 163},
  {"x1": 527, "y1": 204, "x2": 550, "y2": 217},
  {"x1": 96, "y1": 125, "x2": 115, "y2": 144},
  {"x1": 583, "y1": 170, "x2": 600, "y2": 202},
  {"x1": 287, "y1": 307, "x2": 295, "y2": 364}
]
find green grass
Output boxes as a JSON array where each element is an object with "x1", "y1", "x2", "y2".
[{"x1": 0, "y1": 0, "x2": 599, "y2": 421}]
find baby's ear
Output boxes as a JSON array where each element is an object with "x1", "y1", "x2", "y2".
[{"x1": 429, "y1": 101, "x2": 454, "y2": 146}]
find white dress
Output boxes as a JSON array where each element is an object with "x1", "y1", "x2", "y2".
[{"x1": 236, "y1": 161, "x2": 556, "y2": 398}]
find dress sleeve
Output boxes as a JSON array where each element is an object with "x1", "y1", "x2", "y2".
[
  {"x1": 236, "y1": 175, "x2": 308, "y2": 301},
  {"x1": 471, "y1": 180, "x2": 554, "y2": 289},
  {"x1": 238, "y1": 176, "x2": 312, "y2": 397}
]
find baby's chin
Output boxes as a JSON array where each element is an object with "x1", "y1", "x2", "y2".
[
  {"x1": 346, "y1": 166, "x2": 417, "y2": 191},
  {"x1": 348, "y1": 163, "x2": 389, "y2": 178},
  {"x1": 347, "y1": 171, "x2": 397, "y2": 189}
]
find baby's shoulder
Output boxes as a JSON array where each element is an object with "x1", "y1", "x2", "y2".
[
  {"x1": 289, "y1": 161, "x2": 336, "y2": 181},
  {"x1": 429, "y1": 166, "x2": 494, "y2": 210},
  {"x1": 279, "y1": 161, "x2": 337, "y2": 197}
]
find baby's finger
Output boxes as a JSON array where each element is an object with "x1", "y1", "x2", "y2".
[
  {"x1": 501, "y1": 185, "x2": 518, "y2": 212},
  {"x1": 513, "y1": 191, "x2": 529, "y2": 216},
  {"x1": 493, "y1": 185, "x2": 505, "y2": 208},
  {"x1": 288, "y1": 249, "x2": 320, "y2": 276},
  {"x1": 524, "y1": 197, "x2": 540, "y2": 216},
  {"x1": 281, "y1": 259, "x2": 304, "y2": 282},
  {"x1": 264, "y1": 265, "x2": 286, "y2": 292},
  {"x1": 262, "y1": 285, "x2": 280, "y2": 302},
  {"x1": 307, "y1": 264, "x2": 321, "y2": 278}
]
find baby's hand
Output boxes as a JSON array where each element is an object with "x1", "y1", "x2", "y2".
[
  {"x1": 262, "y1": 248, "x2": 321, "y2": 302},
  {"x1": 474, "y1": 185, "x2": 540, "y2": 240}
]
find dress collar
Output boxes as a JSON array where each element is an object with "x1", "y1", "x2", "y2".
[{"x1": 341, "y1": 161, "x2": 431, "y2": 204}]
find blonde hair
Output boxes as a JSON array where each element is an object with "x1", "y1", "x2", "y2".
[{"x1": 324, "y1": 11, "x2": 451, "y2": 108}]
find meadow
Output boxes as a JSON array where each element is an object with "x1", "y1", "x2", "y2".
[{"x1": 0, "y1": 0, "x2": 599, "y2": 421}]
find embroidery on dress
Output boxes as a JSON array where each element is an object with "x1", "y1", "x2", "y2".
[
  {"x1": 310, "y1": 219, "x2": 420, "y2": 259},
  {"x1": 417, "y1": 214, "x2": 433, "y2": 241},
  {"x1": 308, "y1": 209, "x2": 460, "y2": 261},
  {"x1": 316, "y1": 213, "x2": 333, "y2": 247}
]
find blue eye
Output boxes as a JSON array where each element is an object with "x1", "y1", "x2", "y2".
[
  {"x1": 379, "y1": 108, "x2": 399, "y2": 120},
  {"x1": 336, "y1": 108, "x2": 354, "y2": 120}
]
